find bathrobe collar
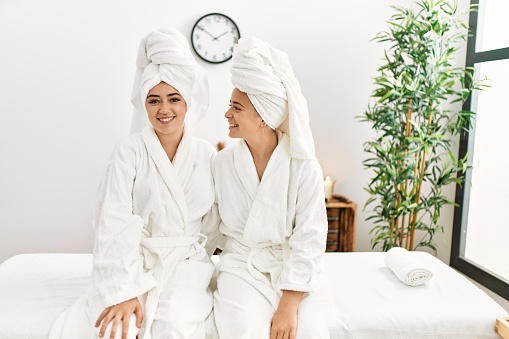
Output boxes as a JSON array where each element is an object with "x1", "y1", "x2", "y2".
[
  {"x1": 141, "y1": 125, "x2": 195, "y2": 228},
  {"x1": 235, "y1": 131, "x2": 291, "y2": 243},
  {"x1": 234, "y1": 139, "x2": 260, "y2": 203}
]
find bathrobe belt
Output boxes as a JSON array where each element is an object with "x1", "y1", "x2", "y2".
[
  {"x1": 139, "y1": 230, "x2": 207, "y2": 339},
  {"x1": 221, "y1": 236, "x2": 290, "y2": 309}
]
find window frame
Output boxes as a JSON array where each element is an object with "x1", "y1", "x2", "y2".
[{"x1": 451, "y1": 0, "x2": 509, "y2": 301}]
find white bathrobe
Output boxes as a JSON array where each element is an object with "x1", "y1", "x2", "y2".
[
  {"x1": 212, "y1": 132, "x2": 332, "y2": 339},
  {"x1": 50, "y1": 125, "x2": 218, "y2": 339}
]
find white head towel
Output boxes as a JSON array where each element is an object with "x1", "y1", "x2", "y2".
[
  {"x1": 384, "y1": 247, "x2": 433, "y2": 286},
  {"x1": 230, "y1": 37, "x2": 315, "y2": 159},
  {"x1": 130, "y1": 28, "x2": 209, "y2": 133}
]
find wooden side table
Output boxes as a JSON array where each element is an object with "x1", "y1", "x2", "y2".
[{"x1": 326, "y1": 195, "x2": 357, "y2": 252}]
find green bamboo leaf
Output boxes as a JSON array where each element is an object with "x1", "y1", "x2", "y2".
[
  {"x1": 360, "y1": 0, "x2": 481, "y2": 254},
  {"x1": 379, "y1": 89, "x2": 396, "y2": 102}
]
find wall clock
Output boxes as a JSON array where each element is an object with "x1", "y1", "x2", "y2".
[{"x1": 191, "y1": 13, "x2": 240, "y2": 64}]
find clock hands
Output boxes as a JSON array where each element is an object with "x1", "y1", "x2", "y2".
[
  {"x1": 213, "y1": 31, "x2": 228, "y2": 41},
  {"x1": 197, "y1": 26, "x2": 216, "y2": 40},
  {"x1": 192, "y1": 14, "x2": 238, "y2": 63},
  {"x1": 198, "y1": 26, "x2": 229, "y2": 42}
]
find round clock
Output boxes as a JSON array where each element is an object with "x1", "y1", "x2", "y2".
[{"x1": 191, "y1": 13, "x2": 240, "y2": 64}]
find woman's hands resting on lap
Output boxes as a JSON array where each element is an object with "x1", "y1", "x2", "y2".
[
  {"x1": 95, "y1": 297, "x2": 143, "y2": 339},
  {"x1": 271, "y1": 290, "x2": 304, "y2": 339}
]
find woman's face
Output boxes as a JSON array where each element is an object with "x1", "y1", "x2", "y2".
[
  {"x1": 225, "y1": 88, "x2": 263, "y2": 139},
  {"x1": 145, "y1": 82, "x2": 187, "y2": 137}
]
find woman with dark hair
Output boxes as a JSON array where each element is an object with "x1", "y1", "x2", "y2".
[
  {"x1": 50, "y1": 28, "x2": 218, "y2": 339},
  {"x1": 212, "y1": 37, "x2": 332, "y2": 339}
]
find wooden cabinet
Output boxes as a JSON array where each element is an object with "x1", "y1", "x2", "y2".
[{"x1": 326, "y1": 195, "x2": 357, "y2": 252}]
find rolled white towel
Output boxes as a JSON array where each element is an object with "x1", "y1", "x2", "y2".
[{"x1": 384, "y1": 247, "x2": 433, "y2": 286}]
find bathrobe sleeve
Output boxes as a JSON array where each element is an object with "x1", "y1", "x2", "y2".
[
  {"x1": 201, "y1": 201, "x2": 222, "y2": 257},
  {"x1": 201, "y1": 156, "x2": 223, "y2": 257},
  {"x1": 91, "y1": 139, "x2": 157, "y2": 307},
  {"x1": 279, "y1": 159, "x2": 328, "y2": 292}
]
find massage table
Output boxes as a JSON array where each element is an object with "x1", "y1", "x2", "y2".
[{"x1": 0, "y1": 252, "x2": 507, "y2": 339}]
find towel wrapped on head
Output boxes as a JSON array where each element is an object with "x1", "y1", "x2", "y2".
[
  {"x1": 384, "y1": 247, "x2": 434, "y2": 286},
  {"x1": 230, "y1": 37, "x2": 315, "y2": 159},
  {"x1": 130, "y1": 28, "x2": 209, "y2": 133}
]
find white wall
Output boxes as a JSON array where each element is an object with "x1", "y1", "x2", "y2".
[{"x1": 0, "y1": 0, "x2": 469, "y2": 263}]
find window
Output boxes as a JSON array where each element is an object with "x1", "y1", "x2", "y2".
[{"x1": 451, "y1": 0, "x2": 509, "y2": 300}]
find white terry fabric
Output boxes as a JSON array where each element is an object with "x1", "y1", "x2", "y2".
[
  {"x1": 49, "y1": 125, "x2": 217, "y2": 339},
  {"x1": 325, "y1": 252, "x2": 506, "y2": 339},
  {"x1": 214, "y1": 270, "x2": 333, "y2": 339},
  {"x1": 230, "y1": 37, "x2": 315, "y2": 159},
  {"x1": 50, "y1": 296, "x2": 139, "y2": 339},
  {"x1": 212, "y1": 132, "x2": 330, "y2": 338},
  {"x1": 384, "y1": 247, "x2": 433, "y2": 286},
  {"x1": 242, "y1": 131, "x2": 289, "y2": 245},
  {"x1": 130, "y1": 28, "x2": 208, "y2": 133},
  {"x1": 214, "y1": 132, "x2": 328, "y2": 296},
  {"x1": 2, "y1": 253, "x2": 507, "y2": 339},
  {"x1": 0, "y1": 253, "x2": 92, "y2": 339}
]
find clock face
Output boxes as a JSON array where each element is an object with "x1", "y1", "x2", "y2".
[{"x1": 191, "y1": 13, "x2": 240, "y2": 64}]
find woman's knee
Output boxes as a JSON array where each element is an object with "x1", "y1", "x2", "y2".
[
  {"x1": 213, "y1": 276, "x2": 273, "y2": 337},
  {"x1": 296, "y1": 300, "x2": 330, "y2": 339}
]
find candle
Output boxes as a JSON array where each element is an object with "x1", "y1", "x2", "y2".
[{"x1": 324, "y1": 176, "x2": 336, "y2": 202}]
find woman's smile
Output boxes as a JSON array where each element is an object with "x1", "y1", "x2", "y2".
[{"x1": 157, "y1": 115, "x2": 176, "y2": 125}]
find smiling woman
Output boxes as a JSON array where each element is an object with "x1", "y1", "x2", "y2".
[
  {"x1": 212, "y1": 37, "x2": 331, "y2": 339},
  {"x1": 226, "y1": 89, "x2": 268, "y2": 138},
  {"x1": 48, "y1": 28, "x2": 220, "y2": 339},
  {"x1": 145, "y1": 83, "x2": 187, "y2": 161}
]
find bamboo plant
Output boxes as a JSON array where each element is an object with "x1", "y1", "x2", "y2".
[{"x1": 361, "y1": 0, "x2": 485, "y2": 252}]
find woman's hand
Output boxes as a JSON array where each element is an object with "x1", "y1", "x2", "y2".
[
  {"x1": 270, "y1": 290, "x2": 304, "y2": 339},
  {"x1": 95, "y1": 297, "x2": 143, "y2": 339}
]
